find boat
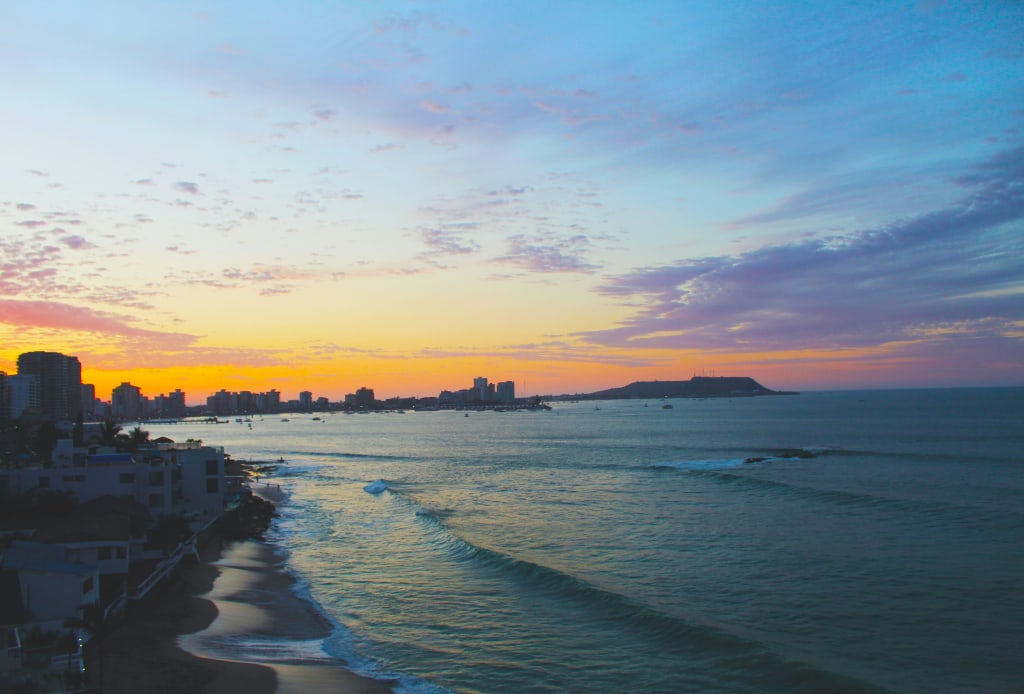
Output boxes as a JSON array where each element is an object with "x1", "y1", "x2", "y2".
[{"x1": 662, "y1": 404, "x2": 673, "y2": 409}]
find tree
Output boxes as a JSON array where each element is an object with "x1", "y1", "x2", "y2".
[
  {"x1": 98, "y1": 420, "x2": 122, "y2": 447},
  {"x1": 72, "y1": 414, "x2": 84, "y2": 447},
  {"x1": 129, "y1": 426, "x2": 150, "y2": 450},
  {"x1": 31, "y1": 421, "x2": 57, "y2": 464}
]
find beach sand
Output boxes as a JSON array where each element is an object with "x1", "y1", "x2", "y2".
[{"x1": 101, "y1": 484, "x2": 394, "y2": 693}]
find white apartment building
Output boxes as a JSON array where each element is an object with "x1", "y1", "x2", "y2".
[
  {"x1": 0, "y1": 541, "x2": 101, "y2": 633},
  {"x1": 1, "y1": 440, "x2": 227, "y2": 529}
]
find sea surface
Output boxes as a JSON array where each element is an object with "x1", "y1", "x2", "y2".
[{"x1": 150, "y1": 388, "x2": 1024, "y2": 693}]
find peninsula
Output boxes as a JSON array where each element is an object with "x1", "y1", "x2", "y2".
[{"x1": 556, "y1": 376, "x2": 796, "y2": 401}]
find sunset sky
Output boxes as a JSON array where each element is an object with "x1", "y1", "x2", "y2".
[{"x1": 2, "y1": 1, "x2": 1022, "y2": 403}]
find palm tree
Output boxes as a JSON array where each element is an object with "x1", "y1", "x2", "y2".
[
  {"x1": 98, "y1": 420, "x2": 122, "y2": 447},
  {"x1": 129, "y1": 426, "x2": 150, "y2": 449}
]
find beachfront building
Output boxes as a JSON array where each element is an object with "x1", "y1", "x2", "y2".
[
  {"x1": 0, "y1": 540, "x2": 100, "y2": 633},
  {"x1": 1, "y1": 439, "x2": 227, "y2": 529},
  {"x1": 16, "y1": 351, "x2": 82, "y2": 422}
]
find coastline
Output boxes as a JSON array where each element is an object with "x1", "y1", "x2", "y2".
[{"x1": 101, "y1": 484, "x2": 394, "y2": 694}]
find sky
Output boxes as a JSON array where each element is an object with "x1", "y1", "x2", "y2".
[{"x1": 2, "y1": 1, "x2": 1022, "y2": 403}]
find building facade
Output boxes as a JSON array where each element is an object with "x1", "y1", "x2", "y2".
[
  {"x1": 7, "y1": 375, "x2": 40, "y2": 420},
  {"x1": 111, "y1": 382, "x2": 144, "y2": 421},
  {"x1": 16, "y1": 351, "x2": 82, "y2": 421}
]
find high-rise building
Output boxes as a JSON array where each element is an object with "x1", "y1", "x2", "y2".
[
  {"x1": 299, "y1": 391, "x2": 313, "y2": 410},
  {"x1": 80, "y1": 383, "x2": 96, "y2": 419},
  {"x1": 473, "y1": 377, "x2": 489, "y2": 402},
  {"x1": 16, "y1": 351, "x2": 82, "y2": 421},
  {"x1": 0, "y1": 371, "x2": 9, "y2": 424},
  {"x1": 496, "y1": 381, "x2": 515, "y2": 403},
  {"x1": 355, "y1": 387, "x2": 375, "y2": 409},
  {"x1": 9, "y1": 374, "x2": 40, "y2": 419},
  {"x1": 167, "y1": 389, "x2": 187, "y2": 418},
  {"x1": 265, "y1": 389, "x2": 281, "y2": 413},
  {"x1": 112, "y1": 382, "x2": 143, "y2": 421}
]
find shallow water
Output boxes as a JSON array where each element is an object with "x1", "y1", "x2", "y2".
[{"x1": 153, "y1": 388, "x2": 1024, "y2": 693}]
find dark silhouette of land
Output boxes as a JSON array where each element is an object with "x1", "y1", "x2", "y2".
[{"x1": 555, "y1": 376, "x2": 796, "y2": 401}]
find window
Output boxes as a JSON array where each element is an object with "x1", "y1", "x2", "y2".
[
  {"x1": 205, "y1": 459, "x2": 219, "y2": 475},
  {"x1": 149, "y1": 471, "x2": 164, "y2": 486},
  {"x1": 120, "y1": 473, "x2": 135, "y2": 484},
  {"x1": 62, "y1": 474, "x2": 85, "y2": 482},
  {"x1": 98, "y1": 547, "x2": 112, "y2": 560},
  {"x1": 206, "y1": 478, "x2": 219, "y2": 493},
  {"x1": 116, "y1": 547, "x2": 127, "y2": 559},
  {"x1": 149, "y1": 493, "x2": 165, "y2": 508}
]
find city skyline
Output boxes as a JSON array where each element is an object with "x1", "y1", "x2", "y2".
[{"x1": 2, "y1": 2, "x2": 1023, "y2": 399}]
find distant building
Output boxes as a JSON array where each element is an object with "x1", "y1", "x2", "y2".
[
  {"x1": 80, "y1": 383, "x2": 96, "y2": 419},
  {"x1": 473, "y1": 377, "x2": 489, "y2": 402},
  {"x1": 8, "y1": 374, "x2": 40, "y2": 419},
  {"x1": 207, "y1": 389, "x2": 237, "y2": 416},
  {"x1": 0, "y1": 371, "x2": 8, "y2": 424},
  {"x1": 112, "y1": 382, "x2": 144, "y2": 421},
  {"x1": 355, "y1": 387, "x2": 375, "y2": 409},
  {"x1": 237, "y1": 390, "x2": 255, "y2": 413},
  {"x1": 16, "y1": 351, "x2": 82, "y2": 421},
  {"x1": 265, "y1": 389, "x2": 281, "y2": 413},
  {"x1": 167, "y1": 389, "x2": 187, "y2": 418},
  {"x1": 299, "y1": 391, "x2": 313, "y2": 411},
  {"x1": 496, "y1": 381, "x2": 515, "y2": 403}
]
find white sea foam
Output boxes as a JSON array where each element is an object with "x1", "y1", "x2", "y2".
[{"x1": 364, "y1": 479, "x2": 388, "y2": 493}]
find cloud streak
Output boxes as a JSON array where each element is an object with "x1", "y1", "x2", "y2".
[{"x1": 581, "y1": 147, "x2": 1024, "y2": 355}]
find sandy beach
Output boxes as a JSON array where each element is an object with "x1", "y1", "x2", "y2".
[{"x1": 101, "y1": 484, "x2": 394, "y2": 693}]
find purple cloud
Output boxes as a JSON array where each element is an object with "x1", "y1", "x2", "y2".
[
  {"x1": 61, "y1": 234, "x2": 94, "y2": 250},
  {"x1": 492, "y1": 233, "x2": 599, "y2": 273},
  {"x1": 580, "y1": 147, "x2": 1024, "y2": 353},
  {"x1": 173, "y1": 181, "x2": 202, "y2": 195},
  {"x1": 418, "y1": 226, "x2": 481, "y2": 259}
]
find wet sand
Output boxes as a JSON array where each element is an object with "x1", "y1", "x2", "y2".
[{"x1": 102, "y1": 484, "x2": 394, "y2": 693}]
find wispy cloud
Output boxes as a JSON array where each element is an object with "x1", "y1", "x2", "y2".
[
  {"x1": 173, "y1": 181, "x2": 202, "y2": 195},
  {"x1": 0, "y1": 299, "x2": 194, "y2": 345},
  {"x1": 60, "y1": 234, "x2": 94, "y2": 250},
  {"x1": 416, "y1": 225, "x2": 481, "y2": 265},
  {"x1": 492, "y1": 233, "x2": 599, "y2": 273}
]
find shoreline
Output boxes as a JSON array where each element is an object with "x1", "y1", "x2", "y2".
[{"x1": 101, "y1": 484, "x2": 395, "y2": 694}]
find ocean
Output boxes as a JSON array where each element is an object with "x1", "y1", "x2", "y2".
[{"x1": 150, "y1": 388, "x2": 1024, "y2": 693}]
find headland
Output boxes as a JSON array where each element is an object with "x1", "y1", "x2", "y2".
[{"x1": 553, "y1": 376, "x2": 797, "y2": 401}]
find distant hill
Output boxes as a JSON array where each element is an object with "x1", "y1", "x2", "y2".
[{"x1": 571, "y1": 376, "x2": 795, "y2": 400}]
